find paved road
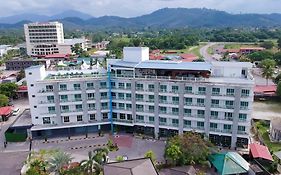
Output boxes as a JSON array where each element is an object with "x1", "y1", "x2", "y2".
[
  {"x1": 199, "y1": 42, "x2": 217, "y2": 62},
  {"x1": 0, "y1": 98, "x2": 29, "y2": 151},
  {"x1": 0, "y1": 151, "x2": 29, "y2": 175}
]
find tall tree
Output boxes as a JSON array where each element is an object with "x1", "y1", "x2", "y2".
[
  {"x1": 276, "y1": 81, "x2": 281, "y2": 97},
  {"x1": 0, "y1": 82, "x2": 18, "y2": 98},
  {"x1": 260, "y1": 59, "x2": 276, "y2": 85},
  {"x1": 0, "y1": 94, "x2": 9, "y2": 107},
  {"x1": 278, "y1": 37, "x2": 281, "y2": 50},
  {"x1": 48, "y1": 150, "x2": 73, "y2": 175}
]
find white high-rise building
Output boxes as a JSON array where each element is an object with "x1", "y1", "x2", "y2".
[
  {"x1": 24, "y1": 22, "x2": 89, "y2": 56},
  {"x1": 26, "y1": 47, "x2": 254, "y2": 149}
]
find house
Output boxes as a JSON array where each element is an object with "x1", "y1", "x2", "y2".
[
  {"x1": 239, "y1": 47, "x2": 265, "y2": 54},
  {"x1": 270, "y1": 118, "x2": 281, "y2": 142},
  {"x1": 249, "y1": 143, "x2": 273, "y2": 162},
  {"x1": 159, "y1": 166, "x2": 197, "y2": 175},
  {"x1": 209, "y1": 152, "x2": 249, "y2": 175},
  {"x1": 103, "y1": 158, "x2": 158, "y2": 175},
  {"x1": 254, "y1": 85, "x2": 276, "y2": 98},
  {"x1": 0, "y1": 106, "x2": 13, "y2": 122}
]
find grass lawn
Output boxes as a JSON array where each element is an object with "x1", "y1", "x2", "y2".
[
  {"x1": 166, "y1": 43, "x2": 207, "y2": 57},
  {"x1": 224, "y1": 43, "x2": 259, "y2": 49},
  {"x1": 255, "y1": 121, "x2": 281, "y2": 153}
]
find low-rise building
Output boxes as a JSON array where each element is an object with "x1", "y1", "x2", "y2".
[
  {"x1": 270, "y1": 118, "x2": 281, "y2": 142},
  {"x1": 5, "y1": 58, "x2": 50, "y2": 70}
]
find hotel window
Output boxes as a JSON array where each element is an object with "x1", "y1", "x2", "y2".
[
  {"x1": 225, "y1": 112, "x2": 233, "y2": 120},
  {"x1": 149, "y1": 116, "x2": 154, "y2": 122},
  {"x1": 172, "y1": 108, "x2": 179, "y2": 115},
  {"x1": 126, "y1": 104, "x2": 132, "y2": 110},
  {"x1": 238, "y1": 126, "x2": 246, "y2": 132},
  {"x1": 136, "y1": 104, "x2": 144, "y2": 112},
  {"x1": 43, "y1": 117, "x2": 51, "y2": 124},
  {"x1": 225, "y1": 100, "x2": 234, "y2": 109},
  {"x1": 184, "y1": 120, "x2": 191, "y2": 126},
  {"x1": 101, "y1": 103, "x2": 108, "y2": 110},
  {"x1": 60, "y1": 95, "x2": 68, "y2": 102},
  {"x1": 60, "y1": 84, "x2": 67, "y2": 91},
  {"x1": 239, "y1": 114, "x2": 247, "y2": 121},
  {"x1": 46, "y1": 85, "x2": 54, "y2": 91},
  {"x1": 160, "y1": 85, "x2": 167, "y2": 92},
  {"x1": 159, "y1": 96, "x2": 167, "y2": 103},
  {"x1": 76, "y1": 104, "x2": 82, "y2": 110},
  {"x1": 118, "y1": 93, "x2": 124, "y2": 99},
  {"x1": 136, "y1": 94, "x2": 144, "y2": 101},
  {"x1": 112, "y1": 102, "x2": 117, "y2": 109},
  {"x1": 118, "y1": 82, "x2": 125, "y2": 89},
  {"x1": 172, "y1": 97, "x2": 179, "y2": 104},
  {"x1": 241, "y1": 89, "x2": 250, "y2": 97},
  {"x1": 184, "y1": 109, "x2": 191, "y2": 116},
  {"x1": 63, "y1": 116, "x2": 70, "y2": 123},
  {"x1": 197, "y1": 98, "x2": 205, "y2": 106},
  {"x1": 226, "y1": 88, "x2": 235, "y2": 96},
  {"x1": 73, "y1": 83, "x2": 81, "y2": 90},
  {"x1": 185, "y1": 98, "x2": 192, "y2": 105},
  {"x1": 74, "y1": 94, "x2": 82, "y2": 101},
  {"x1": 100, "y1": 82, "x2": 107, "y2": 88},
  {"x1": 198, "y1": 87, "x2": 206, "y2": 94},
  {"x1": 112, "y1": 113, "x2": 117, "y2": 119},
  {"x1": 126, "y1": 93, "x2": 131, "y2": 100},
  {"x1": 159, "y1": 117, "x2": 167, "y2": 123},
  {"x1": 89, "y1": 114, "x2": 95, "y2": 120},
  {"x1": 149, "y1": 106, "x2": 154, "y2": 113},
  {"x1": 77, "y1": 115, "x2": 83, "y2": 122},
  {"x1": 210, "y1": 123, "x2": 218, "y2": 129},
  {"x1": 101, "y1": 92, "x2": 107, "y2": 99},
  {"x1": 212, "y1": 88, "x2": 220, "y2": 95},
  {"x1": 127, "y1": 114, "x2": 132, "y2": 120},
  {"x1": 197, "y1": 110, "x2": 205, "y2": 117},
  {"x1": 148, "y1": 84, "x2": 154, "y2": 91},
  {"x1": 120, "y1": 113, "x2": 126, "y2": 120},
  {"x1": 87, "y1": 82, "x2": 94, "y2": 89},
  {"x1": 223, "y1": 124, "x2": 232, "y2": 131},
  {"x1": 185, "y1": 86, "x2": 192, "y2": 93},
  {"x1": 240, "y1": 101, "x2": 249, "y2": 109},
  {"x1": 159, "y1": 106, "x2": 167, "y2": 113},
  {"x1": 136, "y1": 83, "x2": 144, "y2": 90},
  {"x1": 119, "y1": 103, "x2": 125, "y2": 109},
  {"x1": 111, "y1": 82, "x2": 115, "y2": 88},
  {"x1": 87, "y1": 93, "x2": 95, "y2": 100},
  {"x1": 172, "y1": 85, "x2": 179, "y2": 93},
  {"x1": 211, "y1": 111, "x2": 218, "y2": 118},
  {"x1": 172, "y1": 119, "x2": 179, "y2": 125},
  {"x1": 126, "y1": 83, "x2": 131, "y2": 89},
  {"x1": 88, "y1": 103, "x2": 95, "y2": 110},
  {"x1": 136, "y1": 115, "x2": 144, "y2": 121},
  {"x1": 102, "y1": 113, "x2": 108, "y2": 119},
  {"x1": 197, "y1": 122, "x2": 204, "y2": 128},
  {"x1": 48, "y1": 106, "x2": 55, "y2": 113},
  {"x1": 211, "y1": 99, "x2": 219, "y2": 107},
  {"x1": 47, "y1": 96, "x2": 54, "y2": 102}
]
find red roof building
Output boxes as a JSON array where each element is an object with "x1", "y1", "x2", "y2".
[
  {"x1": 254, "y1": 85, "x2": 276, "y2": 96},
  {"x1": 179, "y1": 54, "x2": 198, "y2": 62},
  {"x1": 249, "y1": 143, "x2": 273, "y2": 161},
  {"x1": 0, "y1": 106, "x2": 12, "y2": 121},
  {"x1": 44, "y1": 54, "x2": 70, "y2": 59}
]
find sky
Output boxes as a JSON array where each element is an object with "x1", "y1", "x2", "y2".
[{"x1": 0, "y1": 0, "x2": 281, "y2": 17}]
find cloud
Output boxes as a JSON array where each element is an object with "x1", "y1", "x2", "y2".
[{"x1": 0, "y1": 0, "x2": 279, "y2": 17}]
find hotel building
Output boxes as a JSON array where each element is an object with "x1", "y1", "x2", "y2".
[{"x1": 26, "y1": 47, "x2": 254, "y2": 149}]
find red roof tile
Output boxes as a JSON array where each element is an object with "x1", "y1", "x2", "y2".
[
  {"x1": 254, "y1": 85, "x2": 276, "y2": 94},
  {"x1": 18, "y1": 86, "x2": 27, "y2": 90},
  {"x1": 0, "y1": 106, "x2": 12, "y2": 116},
  {"x1": 249, "y1": 143, "x2": 273, "y2": 161}
]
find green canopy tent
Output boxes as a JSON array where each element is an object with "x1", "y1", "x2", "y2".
[{"x1": 209, "y1": 152, "x2": 249, "y2": 175}]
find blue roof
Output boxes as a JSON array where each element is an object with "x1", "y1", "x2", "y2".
[
  {"x1": 111, "y1": 60, "x2": 212, "y2": 71},
  {"x1": 209, "y1": 152, "x2": 249, "y2": 175}
]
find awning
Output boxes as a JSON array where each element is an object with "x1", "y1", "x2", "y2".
[
  {"x1": 249, "y1": 143, "x2": 273, "y2": 161},
  {"x1": 0, "y1": 106, "x2": 12, "y2": 116}
]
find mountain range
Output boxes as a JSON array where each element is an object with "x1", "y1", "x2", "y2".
[{"x1": 1, "y1": 8, "x2": 281, "y2": 30}]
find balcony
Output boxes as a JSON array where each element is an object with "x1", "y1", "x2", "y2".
[
  {"x1": 136, "y1": 108, "x2": 144, "y2": 112},
  {"x1": 148, "y1": 88, "x2": 154, "y2": 92},
  {"x1": 212, "y1": 92, "x2": 221, "y2": 96},
  {"x1": 101, "y1": 106, "x2": 108, "y2": 110},
  {"x1": 184, "y1": 102, "x2": 193, "y2": 106},
  {"x1": 237, "y1": 130, "x2": 247, "y2": 135},
  {"x1": 87, "y1": 97, "x2": 95, "y2": 100},
  {"x1": 209, "y1": 128, "x2": 221, "y2": 132},
  {"x1": 59, "y1": 88, "x2": 68, "y2": 91},
  {"x1": 222, "y1": 129, "x2": 232, "y2": 133},
  {"x1": 196, "y1": 103, "x2": 205, "y2": 107},
  {"x1": 135, "y1": 119, "x2": 145, "y2": 123},
  {"x1": 241, "y1": 94, "x2": 250, "y2": 98},
  {"x1": 210, "y1": 116, "x2": 219, "y2": 120},
  {"x1": 74, "y1": 98, "x2": 82, "y2": 102},
  {"x1": 86, "y1": 86, "x2": 95, "y2": 90},
  {"x1": 136, "y1": 98, "x2": 144, "y2": 102},
  {"x1": 100, "y1": 96, "x2": 108, "y2": 100},
  {"x1": 159, "y1": 89, "x2": 167, "y2": 93},
  {"x1": 240, "y1": 106, "x2": 249, "y2": 110},
  {"x1": 136, "y1": 87, "x2": 144, "y2": 91},
  {"x1": 197, "y1": 114, "x2": 205, "y2": 118},
  {"x1": 38, "y1": 89, "x2": 54, "y2": 93},
  {"x1": 184, "y1": 113, "x2": 192, "y2": 117},
  {"x1": 224, "y1": 117, "x2": 233, "y2": 121},
  {"x1": 112, "y1": 118, "x2": 133, "y2": 123},
  {"x1": 88, "y1": 107, "x2": 96, "y2": 111},
  {"x1": 183, "y1": 124, "x2": 191, "y2": 129},
  {"x1": 226, "y1": 93, "x2": 235, "y2": 97},
  {"x1": 185, "y1": 90, "x2": 193, "y2": 94},
  {"x1": 196, "y1": 91, "x2": 206, "y2": 95},
  {"x1": 159, "y1": 100, "x2": 168, "y2": 104},
  {"x1": 171, "y1": 123, "x2": 179, "y2": 127},
  {"x1": 172, "y1": 101, "x2": 179, "y2": 105},
  {"x1": 39, "y1": 100, "x2": 55, "y2": 104},
  {"x1": 225, "y1": 105, "x2": 234, "y2": 109},
  {"x1": 159, "y1": 111, "x2": 167, "y2": 114},
  {"x1": 159, "y1": 122, "x2": 167, "y2": 126}
]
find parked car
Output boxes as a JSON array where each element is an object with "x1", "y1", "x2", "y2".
[{"x1": 12, "y1": 108, "x2": 20, "y2": 116}]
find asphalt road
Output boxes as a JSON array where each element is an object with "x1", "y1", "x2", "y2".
[
  {"x1": 0, "y1": 151, "x2": 29, "y2": 175},
  {"x1": 199, "y1": 42, "x2": 217, "y2": 62}
]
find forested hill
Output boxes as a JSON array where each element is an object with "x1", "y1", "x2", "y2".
[{"x1": 1, "y1": 8, "x2": 281, "y2": 29}]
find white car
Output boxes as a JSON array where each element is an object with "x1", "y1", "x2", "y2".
[{"x1": 12, "y1": 108, "x2": 20, "y2": 116}]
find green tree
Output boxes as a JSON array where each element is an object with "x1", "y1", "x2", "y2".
[
  {"x1": 0, "y1": 94, "x2": 9, "y2": 107},
  {"x1": 0, "y1": 82, "x2": 18, "y2": 98},
  {"x1": 164, "y1": 132, "x2": 212, "y2": 166},
  {"x1": 144, "y1": 150, "x2": 157, "y2": 165},
  {"x1": 248, "y1": 51, "x2": 274, "y2": 61},
  {"x1": 277, "y1": 81, "x2": 281, "y2": 97},
  {"x1": 273, "y1": 52, "x2": 281, "y2": 65},
  {"x1": 80, "y1": 148, "x2": 109, "y2": 175},
  {"x1": 17, "y1": 69, "x2": 25, "y2": 81},
  {"x1": 260, "y1": 59, "x2": 276, "y2": 85},
  {"x1": 48, "y1": 150, "x2": 73, "y2": 175},
  {"x1": 165, "y1": 144, "x2": 182, "y2": 165},
  {"x1": 260, "y1": 41, "x2": 274, "y2": 49}
]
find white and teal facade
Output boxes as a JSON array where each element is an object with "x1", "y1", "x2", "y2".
[{"x1": 26, "y1": 47, "x2": 254, "y2": 149}]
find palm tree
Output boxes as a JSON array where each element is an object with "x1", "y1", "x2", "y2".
[
  {"x1": 80, "y1": 148, "x2": 109, "y2": 175},
  {"x1": 260, "y1": 59, "x2": 276, "y2": 85},
  {"x1": 48, "y1": 150, "x2": 73, "y2": 175}
]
